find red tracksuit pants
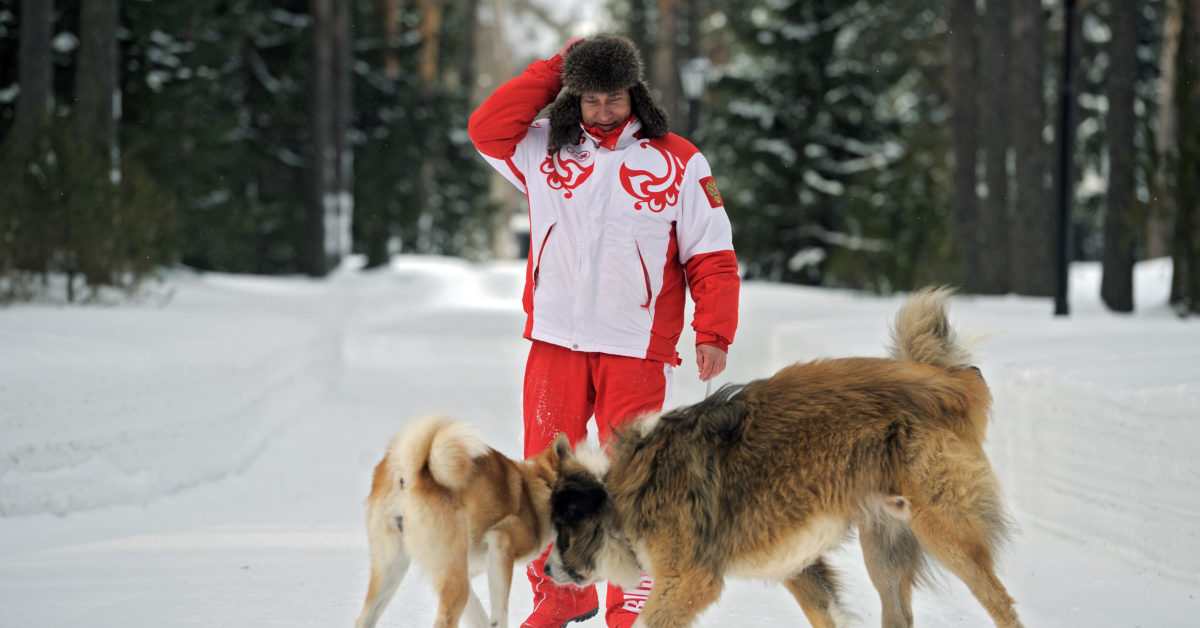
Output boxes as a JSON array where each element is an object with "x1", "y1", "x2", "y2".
[{"x1": 523, "y1": 340, "x2": 668, "y2": 624}]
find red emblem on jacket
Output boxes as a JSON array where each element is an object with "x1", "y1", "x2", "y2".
[
  {"x1": 540, "y1": 148, "x2": 593, "y2": 198},
  {"x1": 620, "y1": 142, "x2": 685, "y2": 212}
]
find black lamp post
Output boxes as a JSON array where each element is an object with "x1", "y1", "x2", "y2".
[{"x1": 679, "y1": 57, "x2": 711, "y2": 138}]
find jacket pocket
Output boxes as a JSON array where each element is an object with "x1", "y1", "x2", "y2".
[
  {"x1": 533, "y1": 222, "x2": 556, "y2": 292},
  {"x1": 634, "y1": 240, "x2": 653, "y2": 310}
]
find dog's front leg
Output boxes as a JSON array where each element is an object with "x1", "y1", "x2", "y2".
[
  {"x1": 634, "y1": 567, "x2": 723, "y2": 628},
  {"x1": 463, "y1": 590, "x2": 489, "y2": 628}
]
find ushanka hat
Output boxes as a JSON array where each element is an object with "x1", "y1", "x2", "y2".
[{"x1": 548, "y1": 35, "x2": 670, "y2": 151}]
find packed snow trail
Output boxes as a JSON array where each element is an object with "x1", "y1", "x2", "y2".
[{"x1": 0, "y1": 257, "x2": 1196, "y2": 626}]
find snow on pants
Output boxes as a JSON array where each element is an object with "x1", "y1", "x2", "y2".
[
  {"x1": 522, "y1": 339, "x2": 670, "y2": 623},
  {"x1": 522, "y1": 339, "x2": 672, "y2": 457}
]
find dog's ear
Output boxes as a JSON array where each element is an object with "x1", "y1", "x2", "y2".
[
  {"x1": 552, "y1": 475, "x2": 607, "y2": 527},
  {"x1": 553, "y1": 432, "x2": 574, "y2": 461}
]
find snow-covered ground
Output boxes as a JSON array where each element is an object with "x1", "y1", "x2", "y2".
[{"x1": 1, "y1": 256, "x2": 1197, "y2": 627}]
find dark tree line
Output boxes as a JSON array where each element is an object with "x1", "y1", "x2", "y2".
[
  {"x1": 2, "y1": 0, "x2": 175, "y2": 303},
  {"x1": 613, "y1": 0, "x2": 1198, "y2": 313},
  {"x1": 0, "y1": 0, "x2": 495, "y2": 302},
  {"x1": 2, "y1": 0, "x2": 1198, "y2": 313}
]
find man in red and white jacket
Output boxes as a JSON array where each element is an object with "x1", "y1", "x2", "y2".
[{"x1": 468, "y1": 35, "x2": 739, "y2": 628}]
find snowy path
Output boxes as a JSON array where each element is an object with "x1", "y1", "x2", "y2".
[{"x1": 1, "y1": 257, "x2": 1197, "y2": 626}]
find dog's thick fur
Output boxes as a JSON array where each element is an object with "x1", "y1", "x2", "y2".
[
  {"x1": 355, "y1": 415, "x2": 567, "y2": 628},
  {"x1": 545, "y1": 287, "x2": 1024, "y2": 628}
]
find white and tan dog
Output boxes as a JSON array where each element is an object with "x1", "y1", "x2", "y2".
[{"x1": 355, "y1": 415, "x2": 568, "y2": 628}]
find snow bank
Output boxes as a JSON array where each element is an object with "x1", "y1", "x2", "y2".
[
  {"x1": 990, "y1": 365, "x2": 1200, "y2": 580},
  {"x1": 0, "y1": 271, "x2": 343, "y2": 516}
]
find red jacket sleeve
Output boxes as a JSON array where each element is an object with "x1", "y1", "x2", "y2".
[
  {"x1": 685, "y1": 250, "x2": 740, "y2": 351},
  {"x1": 468, "y1": 56, "x2": 565, "y2": 159}
]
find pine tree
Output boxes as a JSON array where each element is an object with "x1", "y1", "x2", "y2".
[
  {"x1": 950, "y1": 0, "x2": 981, "y2": 292},
  {"x1": 705, "y1": 0, "x2": 953, "y2": 290}
]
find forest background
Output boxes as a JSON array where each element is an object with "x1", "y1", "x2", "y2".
[{"x1": 1, "y1": 0, "x2": 1198, "y2": 315}]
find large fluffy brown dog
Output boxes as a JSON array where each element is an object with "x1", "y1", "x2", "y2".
[
  {"x1": 355, "y1": 415, "x2": 567, "y2": 628},
  {"x1": 545, "y1": 288, "x2": 1024, "y2": 628}
]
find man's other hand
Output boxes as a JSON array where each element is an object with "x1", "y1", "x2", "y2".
[{"x1": 696, "y1": 344, "x2": 727, "y2": 382}]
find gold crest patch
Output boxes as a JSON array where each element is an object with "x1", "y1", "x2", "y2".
[{"x1": 699, "y1": 176, "x2": 723, "y2": 208}]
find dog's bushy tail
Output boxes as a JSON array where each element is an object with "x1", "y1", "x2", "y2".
[
  {"x1": 391, "y1": 414, "x2": 489, "y2": 492},
  {"x1": 889, "y1": 286, "x2": 972, "y2": 370}
]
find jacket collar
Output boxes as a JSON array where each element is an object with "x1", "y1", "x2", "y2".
[{"x1": 580, "y1": 116, "x2": 643, "y2": 151}]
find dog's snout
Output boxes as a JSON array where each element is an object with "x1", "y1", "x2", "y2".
[{"x1": 542, "y1": 557, "x2": 585, "y2": 586}]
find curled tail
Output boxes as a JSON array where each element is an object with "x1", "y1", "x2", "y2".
[
  {"x1": 889, "y1": 286, "x2": 972, "y2": 369},
  {"x1": 390, "y1": 414, "x2": 490, "y2": 492}
]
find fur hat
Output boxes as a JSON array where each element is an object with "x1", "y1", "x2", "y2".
[{"x1": 548, "y1": 35, "x2": 670, "y2": 151}]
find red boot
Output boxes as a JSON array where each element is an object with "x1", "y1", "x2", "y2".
[
  {"x1": 521, "y1": 546, "x2": 599, "y2": 628},
  {"x1": 604, "y1": 576, "x2": 653, "y2": 628}
]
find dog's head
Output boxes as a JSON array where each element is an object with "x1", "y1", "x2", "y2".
[{"x1": 544, "y1": 439, "x2": 641, "y2": 589}]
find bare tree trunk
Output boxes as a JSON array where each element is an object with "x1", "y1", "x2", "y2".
[
  {"x1": 304, "y1": 0, "x2": 353, "y2": 276},
  {"x1": 71, "y1": 0, "x2": 119, "y2": 303},
  {"x1": 310, "y1": 0, "x2": 335, "y2": 276},
  {"x1": 416, "y1": 0, "x2": 442, "y2": 90},
  {"x1": 1053, "y1": 0, "x2": 1083, "y2": 315},
  {"x1": 683, "y1": 0, "x2": 701, "y2": 66},
  {"x1": 681, "y1": 0, "x2": 703, "y2": 137},
  {"x1": 628, "y1": 0, "x2": 655, "y2": 77},
  {"x1": 74, "y1": 0, "x2": 119, "y2": 158},
  {"x1": 414, "y1": 0, "x2": 443, "y2": 252},
  {"x1": 1101, "y1": 0, "x2": 1138, "y2": 312},
  {"x1": 373, "y1": 0, "x2": 401, "y2": 79},
  {"x1": 949, "y1": 0, "x2": 981, "y2": 291},
  {"x1": 362, "y1": 0, "x2": 404, "y2": 267},
  {"x1": 12, "y1": 0, "x2": 54, "y2": 155},
  {"x1": 1150, "y1": 0, "x2": 1182, "y2": 261},
  {"x1": 654, "y1": 0, "x2": 681, "y2": 130},
  {"x1": 333, "y1": 0, "x2": 354, "y2": 266},
  {"x1": 459, "y1": 0, "x2": 481, "y2": 94},
  {"x1": 479, "y1": 0, "x2": 514, "y2": 97},
  {"x1": 977, "y1": 0, "x2": 1012, "y2": 294},
  {"x1": 1173, "y1": 0, "x2": 1200, "y2": 313},
  {"x1": 1009, "y1": 0, "x2": 1054, "y2": 296}
]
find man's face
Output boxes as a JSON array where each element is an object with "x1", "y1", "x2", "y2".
[{"x1": 580, "y1": 90, "x2": 632, "y2": 132}]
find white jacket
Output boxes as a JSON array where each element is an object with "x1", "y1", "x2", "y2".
[{"x1": 469, "y1": 56, "x2": 739, "y2": 365}]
